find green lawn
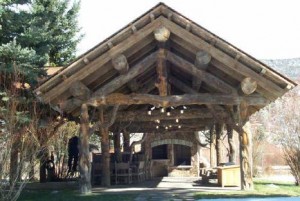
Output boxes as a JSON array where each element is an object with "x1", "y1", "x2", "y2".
[
  {"x1": 195, "y1": 179, "x2": 300, "y2": 199},
  {"x1": 18, "y1": 190, "x2": 137, "y2": 201}
]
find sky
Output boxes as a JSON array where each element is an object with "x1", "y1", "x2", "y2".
[{"x1": 77, "y1": 0, "x2": 300, "y2": 60}]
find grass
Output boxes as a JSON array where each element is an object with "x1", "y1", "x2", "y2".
[
  {"x1": 194, "y1": 179, "x2": 300, "y2": 199},
  {"x1": 18, "y1": 190, "x2": 137, "y2": 201}
]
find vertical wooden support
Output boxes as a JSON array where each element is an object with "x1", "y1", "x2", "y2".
[
  {"x1": 79, "y1": 104, "x2": 91, "y2": 194},
  {"x1": 123, "y1": 131, "x2": 131, "y2": 152},
  {"x1": 113, "y1": 133, "x2": 122, "y2": 162},
  {"x1": 99, "y1": 107, "x2": 111, "y2": 187},
  {"x1": 227, "y1": 124, "x2": 236, "y2": 163},
  {"x1": 215, "y1": 123, "x2": 224, "y2": 166},
  {"x1": 209, "y1": 125, "x2": 216, "y2": 167},
  {"x1": 239, "y1": 122, "x2": 254, "y2": 190}
]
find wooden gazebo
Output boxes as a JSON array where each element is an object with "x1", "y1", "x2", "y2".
[{"x1": 34, "y1": 3, "x2": 296, "y2": 193}]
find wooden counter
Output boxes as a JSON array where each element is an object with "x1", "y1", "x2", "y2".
[{"x1": 217, "y1": 165, "x2": 240, "y2": 187}]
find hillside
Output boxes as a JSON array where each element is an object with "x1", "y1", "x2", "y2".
[{"x1": 262, "y1": 58, "x2": 300, "y2": 79}]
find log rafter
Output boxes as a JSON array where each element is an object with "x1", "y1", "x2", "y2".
[
  {"x1": 166, "y1": 51, "x2": 237, "y2": 95},
  {"x1": 160, "y1": 17, "x2": 285, "y2": 97},
  {"x1": 86, "y1": 93, "x2": 270, "y2": 108}
]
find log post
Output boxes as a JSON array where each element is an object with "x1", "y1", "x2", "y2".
[
  {"x1": 227, "y1": 124, "x2": 236, "y2": 163},
  {"x1": 113, "y1": 133, "x2": 122, "y2": 162},
  {"x1": 239, "y1": 122, "x2": 254, "y2": 190},
  {"x1": 193, "y1": 50, "x2": 211, "y2": 91},
  {"x1": 209, "y1": 125, "x2": 216, "y2": 167},
  {"x1": 154, "y1": 26, "x2": 170, "y2": 97},
  {"x1": 79, "y1": 104, "x2": 91, "y2": 194},
  {"x1": 215, "y1": 123, "x2": 224, "y2": 166},
  {"x1": 99, "y1": 107, "x2": 111, "y2": 187},
  {"x1": 123, "y1": 131, "x2": 131, "y2": 152}
]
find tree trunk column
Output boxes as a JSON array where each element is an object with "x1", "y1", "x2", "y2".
[
  {"x1": 79, "y1": 104, "x2": 91, "y2": 194},
  {"x1": 123, "y1": 132, "x2": 130, "y2": 152},
  {"x1": 227, "y1": 124, "x2": 236, "y2": 163},
  {"x1": 215, "y1": 123, "x2": 224, "y2": 166},
  {"x1": 113, "y1": 133, "x2": 121, "y2": 162},
  {"x1": 210, "y1": 125, "x2": 216, "y2": 167},
  {"x1": 101, "y1": 127, "x2": 110, "y2": 186},
  {"x1": 239, "y1": 122, "x2": 253, "y2": 190}
]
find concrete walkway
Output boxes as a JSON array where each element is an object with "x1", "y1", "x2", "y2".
[{"x1": 92, "y1": 177, "x2": 240, "y2": 201}]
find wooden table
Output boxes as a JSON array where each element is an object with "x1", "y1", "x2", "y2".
[{"x1": 217, "y1": 165, "x2": 240, "y2": 187}]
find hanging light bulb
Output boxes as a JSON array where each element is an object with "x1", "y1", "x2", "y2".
[
  {"x1": 156, "y1": 119, "x2": 160, "y2": 124},
  {"x1": 156, "y1": 125, "x2": 159, "y2": 129},
  {"x1": 166, "y1": 107, "x2": 171, "y2": 116},
  {"x1": 169, "y1": 125, "x2": 172, "y2": 128},
  {"x1": 147, "y1": 106, "x2": 152, "y2": 115},
  {"x1": 165, "y1": 126, "x2": 169, "y2": 130},
  {"x1": 160, "y1": 107, "x2": 165, "y2": 113},
  {"x1": 176, "y1": 118, "x2": 179, "y2": 123},
  {"x1": 178, "y1": 125, "x2": 182, "y2": 129},
  {"x1": 180, "y1": 108, "x2": 184, "y2": 114}
]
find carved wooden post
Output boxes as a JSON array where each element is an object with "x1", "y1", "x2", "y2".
[
  {"x1": 227, "y1": 124, "x2": 236, "y2": 163},
  {"x1": 79, "y1": 103, "x2": 91, "y2": 194},
  {"x1": 239, "y1": 122, "x2": 254, "y2": 190},
  {"x1": 209, "y1": 125, "x2": 216, "y2": 167},
  {"x1": 215, "y1": 123, "x2": 224, "y2": 166},
  {"x1": 99, "y1": 107, "x2": 111, "y2": 187}
]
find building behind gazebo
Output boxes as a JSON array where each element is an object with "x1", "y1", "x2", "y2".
[{"x1": 34, "y1": 3, "x2": 296, "y2": 193}]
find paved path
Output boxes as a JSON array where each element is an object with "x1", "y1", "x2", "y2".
[{"x1": 93, "y1": 177, "x2": 239, "y2": 201}]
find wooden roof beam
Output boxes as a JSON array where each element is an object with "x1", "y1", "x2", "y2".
[
  {"x1": 112, "y1": 54, "x2": 140, "y2": 92},
  {"x1": 154, "y1": 26, "x2": 170, "y2": 96},
  {"x1": 112, "y1": 108, "x2": 226, "y2": 122},
  {"x1": 93, "y1": 51, "x2": 158, "y2": 97},
  {"x1": 193, "y1": 50, "x2": 212, "y2": 91},
  {"x1": 160, "y1": 17, "x2": 285, "y2": 97},
  {"x1": 37, "y1": 17, "x2": 162, "y2": 103},
  {"x1": 166, "y1": 51, "x2": 237, "y2": 94},
  {"x1": 87, "y1": 93, "x2": 270, "y2": 108}
]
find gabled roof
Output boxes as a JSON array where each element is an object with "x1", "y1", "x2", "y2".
[{"x1": 34, "y1": 3, "x2": 296, "y2": 132}]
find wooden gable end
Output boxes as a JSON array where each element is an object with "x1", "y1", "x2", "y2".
[{"x1": 34, "y1": 3, "x2": 296, "y2": 130}]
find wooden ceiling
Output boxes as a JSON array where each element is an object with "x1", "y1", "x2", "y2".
[{"x1": 34, "y1": 3, "x2": 296, "y2": 133}]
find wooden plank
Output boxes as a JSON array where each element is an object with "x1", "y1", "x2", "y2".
[
  {"x1": 40, "y1": 18, "x2": 162, "y2": 103},
  {"x1": 92, "y1": 51, "x2": 157, "y2": 97},
  {"x1": 87, "y1": 93, "x2": 270, "y2": 108},
  {"x1": 166, "y1": 51, "x2": 237, "y2": 94},
  {"x1": 160, "y1": 17, "x2": 285, "y2": 97}
]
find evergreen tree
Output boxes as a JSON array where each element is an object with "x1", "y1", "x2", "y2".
[{"x1": 21, "y1": 0, "x2": 82, "y2": 66}]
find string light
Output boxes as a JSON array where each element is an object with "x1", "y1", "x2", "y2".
[
  {"x1": 156, "y1": 125, "x2": 159, "y2": 129},
  {"x1": 166, "y1": 107, "x2": 171, "y2": 116},
  {"x1": 160, "y1": 107, "x2": 165, "y2": 113},
  {"x1": 176, "y1": 118, "x2": 179, "y2": 123},
  {"x1": 178, "y1": 125, "x2": 182, "y2": 129}
]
